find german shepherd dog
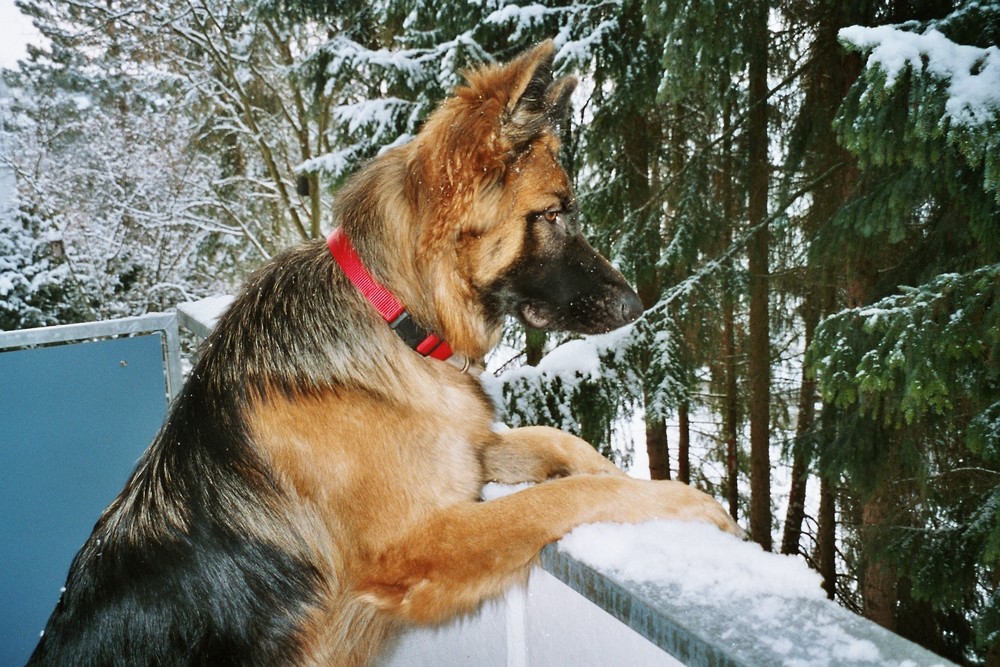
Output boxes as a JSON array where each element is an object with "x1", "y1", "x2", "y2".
[{"x1": 29, "y1": 41, "x2": 740, "y2": 666}]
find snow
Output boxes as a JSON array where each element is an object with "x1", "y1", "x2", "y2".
[
  {"x1": 177, "y1": 294, "x2": 233, "y2": 330},
  {"x1": 331, "y1": 98, "x2": 413, "y2": 137},
  {"x1": 556, "y1": 18, "x2": 620, "y2": 68},
  {"x1": 485, "y1": 481, "x2": 822, "y2": 602},
  {"x1": 558, "y1": 520, "x2": 823, "y2": 601},
  {"x1": 483, "y1": 3, "x2": 551, "y2": 43},
  {"x1": 483, "y1": 479, "x2": 943, "y2": 665},
  {"x1": 298, "y1": 148, "x2": 358, "y2": 180},
  {"x1": 840, "y1": 25, "x2": 1000, "y2": 126},
  {"x1": 563, "y1": 516, "x2": 945, "y2": 665},
  {"x1": 493, "y1": 324, "x2": 643, "y2": 451},
  {"x1": 499, "y1": 323, "x2": 634, "y2": 385},
  {"x1": 479, "y1": 1, "x2": 623, "y2": 72}
]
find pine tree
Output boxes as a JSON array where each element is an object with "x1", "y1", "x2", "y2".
[
  {"x1": 0, "y1": 199, "x2": 88, "y2": 330},
  {"x1": 807, "y1": 1, "x2": 1000, "y2": 659}
]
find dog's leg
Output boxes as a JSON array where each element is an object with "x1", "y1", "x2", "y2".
[
  {"x1": 483, "y1": 425, "x2": 625, "y2": 483},
  {"x1": 357, "y1": 474, "x2": 741, "y2": 623}
]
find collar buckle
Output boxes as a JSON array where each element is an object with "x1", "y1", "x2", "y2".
[{"x1": 328, "y1": 228, "x2": 454, "y2": 362}]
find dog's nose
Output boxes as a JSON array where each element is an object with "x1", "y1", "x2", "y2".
[{"x1": 618, "y1": 290, "x2": 644, "y2": 324}]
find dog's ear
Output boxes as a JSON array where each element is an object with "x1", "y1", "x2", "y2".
[
  {"x1": 544, "y1": 75, "x2": 578, "y2": 138},
  {"x1": 502, "y1": 40, "x2": 576, "y2": 149}
]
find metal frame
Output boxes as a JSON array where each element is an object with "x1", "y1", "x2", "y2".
[{"x1": 0, "y1": 313, "x2": 184, "y2": 401}]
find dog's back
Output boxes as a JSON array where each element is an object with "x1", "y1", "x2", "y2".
[{"x1": 28, "y1": 243, "x2": 349, "y2": 666}]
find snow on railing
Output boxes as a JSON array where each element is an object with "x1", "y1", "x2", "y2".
[
  {"x1": 540, "y1": 522, "x2": 952, "y2": 666},
  {"x1": 176, "y1": 295, "x2": 234, "y2": 341}
]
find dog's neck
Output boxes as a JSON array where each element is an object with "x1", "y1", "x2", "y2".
[{"x1": 328, "y1": 228, "x2": 468, "y2": 369}]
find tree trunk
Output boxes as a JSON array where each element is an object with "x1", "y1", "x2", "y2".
[
  {"x1": 723, "y1": 295, "x2": 739, "y2": 518},
  {"x1": 645, "y1": 412, "x2": 671, "y2": 480},
  {"x1": 818, "y1": 474, "x2": 837, "y2": 599},
  {"x1": 746, "y1": 0, "x2": 772, "y2": 551},
  {"x1": 781, "y1": 300, "x2": 819, "y2": 555},
  {"x1": 621, "y1": 104, "x2": 666, "y2": 483},
  {"x1": 309, "y1": 173, "x2": 322, "y2": 238},
  {"x1": 781, "y1": 453, "x2": 809, "y2": 556},
  {"x1": 862, "y1": 493, "x2": 896, "y2": 630},
  {"x1": 677, "y1": 402, "x2": 690, "y2": 484},
  {"x1": 720, "y1": 92, "x2": 740, "y2": 521}
]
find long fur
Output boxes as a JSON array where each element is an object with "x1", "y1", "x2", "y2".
[{"x1": 29, "y1": 41, "x2": 741, "y2": 667}]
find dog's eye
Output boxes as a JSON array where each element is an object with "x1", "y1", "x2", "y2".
[{"x1": 528, "y1": 208, "x2": 567, "y2": 228}]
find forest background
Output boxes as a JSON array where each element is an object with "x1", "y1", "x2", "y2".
[{"x1": 1, "y1": 0, "x2": 998, "y2": 663}]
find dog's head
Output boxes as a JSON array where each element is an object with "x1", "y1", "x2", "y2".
[{"x1": 365, "y1": 41, "x2": 643, "y2": 358}]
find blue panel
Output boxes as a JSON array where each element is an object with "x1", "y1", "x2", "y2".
[{"x1": 0, "y1": 334, "x2": 168, "y2": 666}]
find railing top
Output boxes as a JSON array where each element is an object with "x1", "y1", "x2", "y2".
[
  {"x1": 541, "y1": 521, "x2": 954, "y2": 667},
  {"x1": 0, "y1": 312, "x2": 177, "y2": 350},
  {"x1": 176, "y1": 295, "x2": 234, "y2": 340}
]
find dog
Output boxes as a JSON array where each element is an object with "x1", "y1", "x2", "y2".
[{"x1": 28, "y1": 41, "x2": 741, "y2": 666}]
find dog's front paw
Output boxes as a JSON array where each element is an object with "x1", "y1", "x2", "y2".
[
  {"x1": 530, "y1": 426, "x2": 626, "y2": 479},
  {"x1": 628, "y1": 479, "x2": 744, "y2": 537}
]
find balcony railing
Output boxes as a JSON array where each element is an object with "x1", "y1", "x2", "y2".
[{"x1": 381, "y1": 506, "x2": 952, "y2": 667}]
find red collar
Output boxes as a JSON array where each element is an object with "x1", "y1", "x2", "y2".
[{"x1": 327, "y1": 228, "x2": 453, "y2": 361}]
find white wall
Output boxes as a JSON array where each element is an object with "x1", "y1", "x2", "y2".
[{"x1": 377, "y1": 567, "x2": 681, "y2": 667}]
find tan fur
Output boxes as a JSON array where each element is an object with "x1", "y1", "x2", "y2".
[{"x1": 245, "y1": 41, "x2": 741, "y2": 665}]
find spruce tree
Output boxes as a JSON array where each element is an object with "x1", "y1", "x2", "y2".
[{"x1": 807, "y1": 1, "x2": 1000, "y2": 659}]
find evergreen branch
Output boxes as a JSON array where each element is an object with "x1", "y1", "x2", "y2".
[
  {"x1": 642, "y1": 60, "x2": 811, "y2": 216},
  {"x1": 651, "y1": 161, "x2": 845, "y2": 316}
]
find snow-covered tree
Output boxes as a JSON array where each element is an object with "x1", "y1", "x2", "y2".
[
  {"x1": 0, "y1": 194, "x2": 86, "y2": 330},
  {"x1": 144, "y1": 0, "x2": 349, "y2": 247},
  {"x1": 806, "y1": 3, "x2": 1000, "y2": 659},
  {"x1": 1, "y1": 0, "x2": 297, "y2": 322}
]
